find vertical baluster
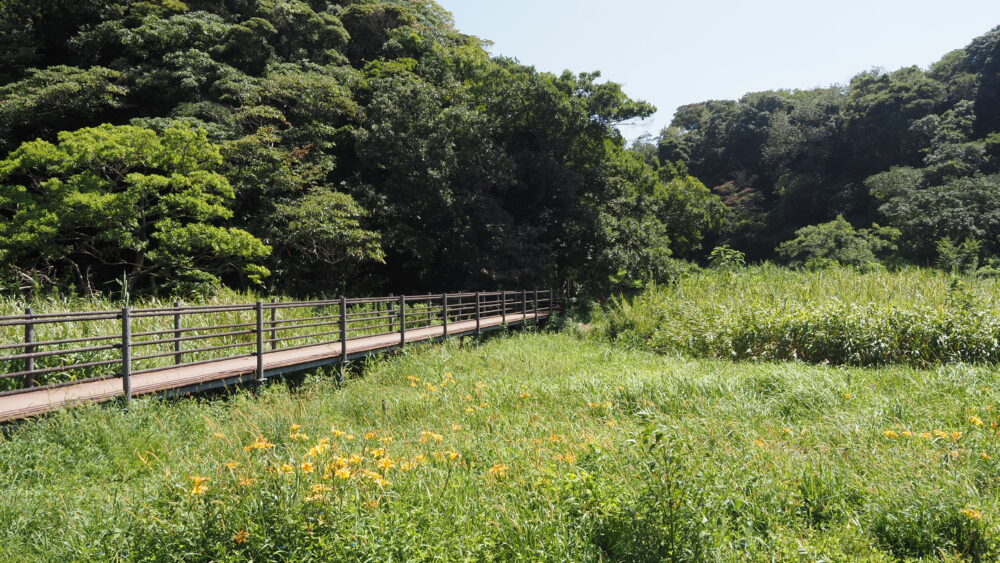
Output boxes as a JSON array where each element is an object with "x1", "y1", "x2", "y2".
[
  {"x1": 255, "y1": 301, "x2": 264, "y2": 385},
  {"x1": 23, "y1": 307, "x2": 34, "y2": 389},
  {"x1": 534, "y1": 290, "x2": 539, "y2": 326},
  {"x1": 173, "y1": 301, "x2": 182, "y2": 365},
  {"x1": 339, "y1": 296, "x2": 347, "y2": 383},
  {"x1": 270, "y1": 298, "x2": 277, "y2": 350},
  {"x1": 339, "y1": 296, "x2": 348, "y2": 360},
  {"x1": 475, "y1": 291, "x2": 481, "y2": 338},
  {"x1": 443, "y1": 293, "x2": 449, "y2": 339},
  {"x1": 501, "y1": 290, "x2": 506, "y2": 325},
  {"x1": 388, "y1": 294, "x2": 395, "y2": 333},
  {"x1": 399, "y1": 295, "x2": 406, "y2": 349},
  {"x1": 522, "y1": 290, "x2": 527, "y2": 323},
  {"x1": 121, "y1": 307, "x2": 132, "y2": 402}
]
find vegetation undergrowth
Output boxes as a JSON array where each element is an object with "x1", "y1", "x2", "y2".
[
  {"x1": 0, "y1": 332, "x2": 997, "y2": 561},
  {"x1": 595, "y1": 265, "x2": 1000, "y2": 367}
]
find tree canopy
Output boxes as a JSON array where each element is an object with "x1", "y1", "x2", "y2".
[{"x1": 0, "y1": 0, "x2": 721, "y2": 298}]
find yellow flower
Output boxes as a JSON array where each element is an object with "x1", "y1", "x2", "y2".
[
  {"x1": 843, "y1": 393, "x2": 853, "y2": 399},
  {"x1": 451, "y1": 423, "x2": 462, "y2": 431},
  {"x1": 933, "y1": 430, "x2": 949, "y2": 439},
  {"x1": 375, "y1": 457, "x2": 397, "y2": 471},
  {"x1": 605, "y1": 419, "x2": 617, "y2": 428},
  {"x1": 364, "y1": 432, "x2": 377, "y2": 440},
  {"x1": 981, "y1": 452, "x2": 991, "y2": 460},
  {"x1": 445, "y1": 450, "x2": 461, "y2": 461},
  {"x1": 920, "y1": 432, "x2": 933, "y2": 439},
  {"x1": 335, "y1": 467, "x2": 352, "y2": 480},
  {"x1": 238, "y1": 478, "x2": 256, "y2": 487},
  {"x1": 212, "y1": 432, "x2": 226, "y2": 439},
  {"x1": 291, "y1": 424, "x2": 302, "y2": 432},
  {"x1": 464, "y1": 407, "x2": 475, "y2": 414},
  {"x1": 970, "y1": 416, "x2": 984, "y2": 426},
  {"x1": 883, "y1": 430, "x2": 899, "y2": 439},
  {"x1": 331, "y1": 428, "x2": 346, "y2": 438},
  {"x1": 419, "y1": 431, "x2": 444, "y2": 443},
  {"x1": 549, "y1": 435, "x2": 562, "y2": 443},
  {"x1": 479, "y1": 402, "x2": 490, "y2": 409},
  {"x1": 379, "y1": 436, "x2": 394, "y2": 444},
  {"x1": 365, "y1": 500, "x2": 380, "y2": 509},
  {"x1": 555, "y1": 451, "x2": 577, "y2": 464},
  {"x1": 233, "y1": 530, "x2": 249, "y2": 544},
  {"x1": 901, "y1": 431, "x2": 913, "y2": 438},
  {"x1": 349, "y1": 454, "x2": 364, "y2": 465},
  {"x1": 754, "y1": 439, "x2": 766, "y2": 447},
  {"x1": 311, "y1": 484, "x2": 331, "y2": 494},
  {"x1": 278, "y1": 463, "x2": 295, "y2": 474},
  {"x1": 782, "y1": 428, "x2": 793, "y2": 435},
  {"x1": 188, "y1": 476, "x2": 209, "y2": 496},
  {"x1": 961, "y1": 508, "x2": 983, "y2": 520},
  {"x1": 225, "y1": 462, "x2": 240, "y2": 470},
  {"x1": 520, "y1": 393, "x2": 532, "y2": 399},
  {"x1": 488, "y1": 463, "x2": 510, "y2": 478},
  {"x1": 244, "y1": 437, "x2": 275, "y2": 451},
  {"x1": 300, "y1": 461, "x2": 315, "y2": 473},
  {"x1": 289, "y1": 432, "x2": 310, "y2": 441},
  {"x1": 949, "y1": 451, "x2": 961, "y2": 459},
  {"x1": 952, "y1": 432, "x2": 963, "y2": 441},
  {"x1": 369, "y1": 448, "x2": 387, "y2": 458}
]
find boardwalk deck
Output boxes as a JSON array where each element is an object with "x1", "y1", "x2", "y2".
[{"x1": 0, "y1": 311, "x2": 543, "y2": 423}]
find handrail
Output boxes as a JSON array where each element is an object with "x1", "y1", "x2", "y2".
[{"x1": 0, "y1": 289, "x2": 560, "y2": 400}]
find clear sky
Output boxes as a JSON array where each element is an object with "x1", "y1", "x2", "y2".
[{"x1": 439, "y1": 0, "x2": 1000, "y2": 141}]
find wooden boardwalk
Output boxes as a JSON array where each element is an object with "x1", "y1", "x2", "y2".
[{"x1": 0, "y1": 311, "x2": 545, "y2": 423}]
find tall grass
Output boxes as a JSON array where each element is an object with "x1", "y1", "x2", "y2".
[
  {"x1": 0, "y1": 332, "x2": 996, "y2": 560},
  {"x1": 595, "y1": 265, "x2": 1000, "y2": 366}
]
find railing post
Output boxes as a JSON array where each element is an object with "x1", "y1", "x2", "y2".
[
  {"x1": 23, "y1": 307, "x2": 34, "y2": 388},
  {"x1": 534, "y1": 289, "x2": 539, "y2": 325},
  {"x1": 339, "y1": 296, "x2": 348, "y2": 383},
  {"x1": 550, "y1": 288, "x2": 555, "y2": 313},
  {"x1": 173, "y1": 301, "x2": 182, "y2": 365},
  {"x1": 270, "y1": 298, "x2": 277, "y2": 350},
  {"x1": 442, "y1": 293, "x2": 449, "y2": 339},
  {"x1": 475, "y1": 291, "x2": 481, "y2": 338},
  {"x1": 388, "y1": 294, "x2": 395, "y2": 333},
  {"x1": 522, "y1": 290, "x2": 527, "y2": 322},
  {"x1": 399, "y1": 295, "x2": 406, "y2": 349},
  {"x1": 339, "y1": 296, "x2": 348, "y2": 359},
  {"x1": 501, "y1": 290, "x2": 506, "y2": 325},
  {"x1": 121, "y1": 306, "x2": 131, "y2": 402},
  {"x1": 255, "y1": 301, "x2": 264, "y2": 385}
]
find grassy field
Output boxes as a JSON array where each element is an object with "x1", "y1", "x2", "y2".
[
  {"x1": 595, "y1": 265, "x2": 1000, "y2": 367},
  {"x1": 0, "y1": 330, "x2": 997, "y2": 561}
]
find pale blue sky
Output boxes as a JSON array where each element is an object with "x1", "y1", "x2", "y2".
[{"x1": 440, "y1": 0, "x2": 1000, "y2": 141}]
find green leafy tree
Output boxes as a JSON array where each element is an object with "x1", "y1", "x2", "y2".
[
  {"x1": 776, "y1": 216, "x2": 900, "y2": 269},
  {"x1": 0, "y1": 123, "x2": 269, "y2": 296}
]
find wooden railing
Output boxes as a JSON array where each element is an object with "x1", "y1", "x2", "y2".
[{"x1": 0, "y1": 290, "x2": 558, "y2": 400}]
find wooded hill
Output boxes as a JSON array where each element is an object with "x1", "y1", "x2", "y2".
[
  {"x1": 641, "y1": 25, "x2": 1000, "y2": 268},
  {"x1": 0, "y1": 0, "x2": 719, "y2": 298},
  {"x1": 1, "y1": 2, "x2": 999, "y2": 298}
]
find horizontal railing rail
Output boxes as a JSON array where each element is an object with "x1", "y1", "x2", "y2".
[{"x1": 0, "y1": 289, "x2": 560, "y2": 402}]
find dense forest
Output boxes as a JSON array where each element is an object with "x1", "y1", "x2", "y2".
[
  {"x1": 0, "y1": 0, "x2": 720, "y2": 298},
  {"x1": 640, "y1": 24, "x2": 1000, "y2": 269},
  {"x1": 1, "y1": 1, "x2": 999, "y2": 299}
]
